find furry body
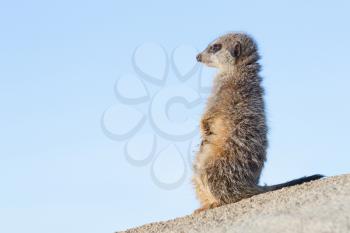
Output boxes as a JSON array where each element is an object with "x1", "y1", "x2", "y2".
[{"x1": 192, "y1": 33, "x2": 322, "y2": 212}]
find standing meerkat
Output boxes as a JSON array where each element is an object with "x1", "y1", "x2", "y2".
[{"x1": 192, "y1": 32, "x2": 323, "y2": 213}]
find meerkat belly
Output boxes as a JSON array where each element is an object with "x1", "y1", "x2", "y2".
[{"x1": 192, "y1": 115, "x2": 230, "y2": 204}]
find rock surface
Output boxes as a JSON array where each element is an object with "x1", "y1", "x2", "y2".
[{"x1": 118, "y1": 174, "x2": 350, "y2": 233}]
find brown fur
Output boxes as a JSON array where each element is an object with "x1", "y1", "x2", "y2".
[{"x1": 192, "y1": 32, "x2": 323, "y2": 213}]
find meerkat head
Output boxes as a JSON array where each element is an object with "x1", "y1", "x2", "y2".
[{"x1": 196, "y1": 33, "x2": 259, "y2": 71}]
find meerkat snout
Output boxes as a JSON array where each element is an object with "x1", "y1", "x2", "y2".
[
  {"x1": 196, "y1": 54, "x2": 202, "y2": 62},
  {"x1": 196, "y1": 42, "x2": 223, "y2": 68}
]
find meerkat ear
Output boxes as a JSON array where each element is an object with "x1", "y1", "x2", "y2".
[{"x1": 230, "y1": 42, "x2": 241, "y2": 58}]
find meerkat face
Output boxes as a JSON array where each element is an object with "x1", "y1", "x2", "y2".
[
  {"x1": 196, "y1": 40, "x2": 240, "y2": 69},
  {"x1": 196, "y1": 33, "x2": 258, "y2": 70}
]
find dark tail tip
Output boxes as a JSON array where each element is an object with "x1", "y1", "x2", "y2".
[
  {"x1": 306, "y1": 174, "x2": 325, "y2": 180},
  {"x1": 283, "y1": 174, "x2": 325, "y2": 187},
  {"x1": 267, "y1": 174, "x2": 325, "y2": 191}
]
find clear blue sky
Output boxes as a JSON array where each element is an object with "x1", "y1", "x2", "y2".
[{"x1": 1, "y1": 0, "x2": 350, "y2": 232}]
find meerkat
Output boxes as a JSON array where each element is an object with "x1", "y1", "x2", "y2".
[{"x1": 192, "y1": 32, "x2": 323, "y2": 213}]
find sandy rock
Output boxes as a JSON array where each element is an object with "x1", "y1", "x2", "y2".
[{"x1": 118, "y1": 174, "x2": 350, "y2": 233}]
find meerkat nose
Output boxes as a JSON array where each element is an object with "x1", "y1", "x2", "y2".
[{"x1": 196, "y1": 54, "x2": 202, "y2": 62}]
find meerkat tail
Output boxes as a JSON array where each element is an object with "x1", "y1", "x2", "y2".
[{"x1": 261, "y1": 174, "x2": 324, "y2": 192}]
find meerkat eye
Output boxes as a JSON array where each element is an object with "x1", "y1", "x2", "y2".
[{"x1": 209, "y1": 43, "x2": 222, "y2": 53}]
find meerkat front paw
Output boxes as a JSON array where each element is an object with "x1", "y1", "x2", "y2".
[{"x1": 200, "y1": 118, "x2": 213, "y2": 136}]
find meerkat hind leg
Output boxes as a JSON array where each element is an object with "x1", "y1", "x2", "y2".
[
  {"x1": 194, "y1": 202, "x2": 222, "y2": 214},
  {"x1": 193, "y1": 175, "x2": 222, "y2": 214}
]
